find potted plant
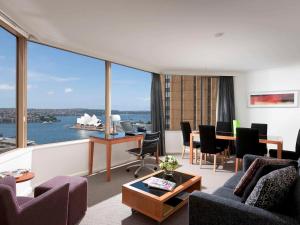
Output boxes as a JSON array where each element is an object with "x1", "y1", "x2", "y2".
[{"x1": 159, "y1": 155, "x2": 179, "y2": 177}]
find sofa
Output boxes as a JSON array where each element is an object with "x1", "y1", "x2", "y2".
[{"x1": 189, "y1": 155, "x2": 300, "y2": 225}]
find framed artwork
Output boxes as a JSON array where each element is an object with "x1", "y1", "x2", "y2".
[{"x1": 248, "y1": 91, "x2": 298, "y2": 108}]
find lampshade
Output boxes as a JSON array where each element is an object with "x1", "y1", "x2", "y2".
[{"x1": 111, "y1": 114, "x2": 121, "y2": 122}]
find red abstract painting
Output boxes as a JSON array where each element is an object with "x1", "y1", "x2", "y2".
[{"x1": 249, "y1": 92, "x2": 297, "y2": 107}]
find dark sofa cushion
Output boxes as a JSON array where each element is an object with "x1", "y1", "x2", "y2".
[
  {"x1": 223, "y1": 171, "x2": 243, "y2": 189},
  {"x1": 213, "y1": 187, "x2": 241, "y2": 202},
  {"x1": 241, "y1": 164, "x2": 296, "y2": 203},
  {"x1": 234, "y1": 158, "x2": 296, "y2": 196},
  {"x1": 245, "y1": 166, "x2": 297, "y2": 210}
]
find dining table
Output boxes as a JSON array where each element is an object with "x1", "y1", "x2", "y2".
[{"x1": 189, "y1": 131, "x2": 283, "y2": 164}]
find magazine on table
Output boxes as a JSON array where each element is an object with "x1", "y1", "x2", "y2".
[
  {"x1": 0, "y1": 169, "x2": 29, "y2": 179},
  {"x1": 143, "y1": 177, "x2": 176, "y2": 191}
]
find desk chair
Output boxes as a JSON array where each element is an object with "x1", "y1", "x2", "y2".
[
  {"x1": 251, "y1": 123, "x2": 268, "y2": 155},
  {"x1": 235, "y1": 128, "x2": 262, "y2": 172},
  {"x1": 180, "y1": 121, "x2": 201, "y2": 159},
  {"x1": 269, "y1": 129, "x2": 300, "y2": 160},
  {"x1": 199, "y1": 125, "x2": 226, "y2": 172},
  {"x1": 126, "y1": 132, "x2": 160, "y2": 178},
  {"x1": 120, "y1": 121, "x2": 135, "y2": 133}
]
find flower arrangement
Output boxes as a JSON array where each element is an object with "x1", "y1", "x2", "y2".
[{"x1": 159, "y1": 155, "x2": 179, "y2": 175}]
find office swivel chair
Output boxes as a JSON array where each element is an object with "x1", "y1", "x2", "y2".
[
  {"x1": 120, "y1": 121, "x2": 135, "y2": 133},
  {"x1": 126, "y1": 132, "x2": 160, "y2": 178}
]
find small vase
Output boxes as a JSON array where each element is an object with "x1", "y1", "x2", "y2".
[{"x1": 163, "y1": 169, "x2": 174, "y2": 177}]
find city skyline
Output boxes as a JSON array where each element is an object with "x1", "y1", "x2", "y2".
[{"x1": 0, "y1": 28, "x2": 151, "y2": 111}]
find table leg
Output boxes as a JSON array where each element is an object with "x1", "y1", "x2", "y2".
[
  {"x1": 88, "y1": 141, "x2": 94, "y2": 175},
  {"x1": 106, "y1": 143, "x2": 112, "y2": 182},
  {"x1": 189, "y1": 133, "x2": 194, "y2": 164},
  {"x1": 277, "y1": 142, "x2": 283, "y2": 159}
]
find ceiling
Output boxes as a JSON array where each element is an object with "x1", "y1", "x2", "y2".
[{"x1": 1, "y1": 0, "x2": 300, "y2": 75}]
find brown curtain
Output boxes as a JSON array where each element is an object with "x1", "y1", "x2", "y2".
[{"x1": 162, "y1": 75, "x2": 219, "y2": 130}]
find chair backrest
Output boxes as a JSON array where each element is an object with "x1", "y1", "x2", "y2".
[
  {"x1": 180, "y1": 121, "x2": 192, "y2": 145},
  {"x1": 295, "y1": 129, "x2": 300, "y2": 155},
  {"x1": 0, "y1": 184, "x2": 18, "y2": 225},
  {"x1": 216, "y1": 121, "x2": 233, "y2": 135},
  {"x1": 141, "y1": 132, "x2": 160, "y2": 155},
  {"x1": 251, "y1": 123, "x2": 268, "y2": 138},
  {"x1": 120, "y1": 121, "x2": 134, "y2": 132},
  {"x1": 199, "y1": 125, "x2": 218, "y2": 154},
  {"x1": 236, "y1": 128, "x2": 260, "y2": 159}
]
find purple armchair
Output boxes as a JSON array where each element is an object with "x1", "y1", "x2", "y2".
[{"x1": 0, "y1": 176, "x2": 69, "y2": 225}]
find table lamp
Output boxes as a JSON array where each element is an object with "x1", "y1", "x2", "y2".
[{"x1": 111, "y1": 114, "x2": 121, "y2": 135}]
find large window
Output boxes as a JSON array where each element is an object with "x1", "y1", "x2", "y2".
[
  {"x1": 0, "y1": 27, "x2": 17, "y2": 153},
  {"x1": 111, "y1": 64, "x2": 151, "y2": 130},
  {"x1": 27, "y1": 42, "x2": 105, "y2": 145},
  {"x1": 163, "y1": 75, "x2": 219, "y2": 130}
]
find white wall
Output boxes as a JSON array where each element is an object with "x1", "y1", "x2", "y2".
[
  {"x1": 235, "y1": 65, "x2": 300, "y2": 150},
  {"x1": 0, "y1": 139, "x2": 137, "y2": 195}
]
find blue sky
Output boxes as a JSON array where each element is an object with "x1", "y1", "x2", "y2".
[{"x1": 0, "y1": 27, "x2": 151, "y2": 111}]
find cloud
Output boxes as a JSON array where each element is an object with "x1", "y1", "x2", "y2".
[
  {"x1": 29, "y1": 71, "x2": 80, "y2": 82},
  {"x1": 0, "y1": 84, "x2": 15, "y2": 91},
  {"x1": 64, "y1": 88, "x2": 73, "y2": 93},
  {"x1": 47, "y1": 91, "x2": 55, "y2": 95}
]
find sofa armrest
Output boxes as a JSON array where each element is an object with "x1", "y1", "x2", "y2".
[
  {"x1": 18, "y1": 183, "x2": 69, "y2": 225},
  {"x1": 189, "y1": 191, "x2": 298, "y2": 225}
]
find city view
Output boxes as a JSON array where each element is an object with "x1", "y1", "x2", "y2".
[{"x1": 0, "y1": 27, "x2": 151, "y2": 152}]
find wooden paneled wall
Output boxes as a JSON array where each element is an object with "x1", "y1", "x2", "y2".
[{"x1": 163, "y1": 75, "x2": 219, "y2": 130}]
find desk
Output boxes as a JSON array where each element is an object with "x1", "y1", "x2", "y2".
[
  {"x1": 189, "y1": 131, "x2": 283, "y2": 164},
  {"x1": 88, "y1": 133, "x2": 144, "y2": 181}
]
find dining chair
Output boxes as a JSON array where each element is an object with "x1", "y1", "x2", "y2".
[
  {"x1": 180, "y1": 121, "x2": 201, "y2": 159},
  {"x1": 216, "y1": 121, "x2": 233, "y2": 157},
  {"x1": 269, "y1": 129, "x2": 300, "y2": 160},
  {"x1": 235, "y1": 128, "x2": 262, "y2": 172},
  {"x1": 251, "y1": 123, "x2": 268, "y2": 155},
  {"x1": 199, "y1": 125, "x2": 226, "y2": 172}
]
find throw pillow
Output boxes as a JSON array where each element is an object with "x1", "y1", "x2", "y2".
[
  {"x1": 245, "y1": 166, "x2": 297, "y2": 210},
  {"x1": 241, "y1": 164, "x2": 291, "y2": 202},
  {"x1": 234, "y1": 157, "x2": 295, "y2": 196}
]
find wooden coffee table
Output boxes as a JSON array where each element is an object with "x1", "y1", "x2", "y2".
[
  {"x1": 122, "y1": 171, "x2": 201, "y2": 223},
  {"x1": 15, "y1": 172, "x2": 35, "y2": 183}
]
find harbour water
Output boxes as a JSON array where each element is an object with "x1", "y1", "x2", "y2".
[{"x1": 0, "y1": 113, "x2": 150, "y2": 145}]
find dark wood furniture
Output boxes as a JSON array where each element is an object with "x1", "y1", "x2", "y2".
[
  {"x1": 88, "y1": 133, "x2": 148, "y2": 181},
  {"x1": 122, "y1": 170, "x2": 201, "y2": 223},
  {"x1": 189, "y1": 131, "x2": 283, "y2": 164},
  {"x1": 15, "y1": 172, "x2": 35, "y2": 183}
]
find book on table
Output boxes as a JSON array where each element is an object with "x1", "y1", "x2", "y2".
[
  {"x1": 143, "y1": 177, "x2": 176, "y2": 191},
  {"x1": 0, "y1": 169, "x2": 29, "y2": 179}
]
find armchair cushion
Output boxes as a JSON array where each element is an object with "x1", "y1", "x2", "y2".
[
  {"x1": 0, "y1": 176, "x2": 16, "y2": 195},
  {"x1": 245, "y1": 166, "x2": 297, "y2": 210}
]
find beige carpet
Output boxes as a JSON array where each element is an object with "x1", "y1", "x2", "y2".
[{"x1": 79, "y1": 154, "x2": 235, "y2": 225}]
